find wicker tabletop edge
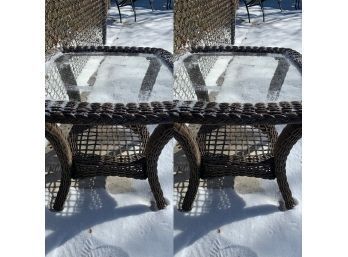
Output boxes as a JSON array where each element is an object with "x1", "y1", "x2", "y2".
[
  {"x1": 45, "y1": 100, "x2": 302, "y2": 125},
  {"x1": 46, "y1": 45, "x2": 302, "y2": 125}
]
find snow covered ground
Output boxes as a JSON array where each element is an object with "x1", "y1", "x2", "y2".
[
  {"x1": 45, "y1": 1, "x2": 302, "y2": 256},
  {"x1": 235, "y1": 1, "x2": 302, "y2": 52},
  {"x1": 106, "y1": 0, "x2": 173, "y2": 52}
]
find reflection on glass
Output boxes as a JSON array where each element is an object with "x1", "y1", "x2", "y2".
[
  {"x1": 45, "y1": 53, "x2": 173, "y2": 103},
  {"x1": 174, "y1": 52, "x2": 301, "y2": 103}
]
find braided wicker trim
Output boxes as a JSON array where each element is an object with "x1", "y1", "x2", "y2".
[
  {"x1": 46, "y1": 100, "x2": 301, "y2": 125},
  {"x1": 46, "y1": 46, "x2": 302, "y2": 125},
  {"x1": 62, "y1": 45, "x2": 173, "y2": 71},
  {"x1": 190, "y1": 45, "x2": 302, "y2": 71}
]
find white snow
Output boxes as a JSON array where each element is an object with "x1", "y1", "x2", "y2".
[
  {"x1": 203, "y1": 54, "x2": 302, "y2": 103},
  {"x1": 77, "y1": 55, "x2": 173, "y2": 103},
  {"x1": 106, "y1": 1, "x2": 173, "y2": 52},
  {"x1": 46, "y1": 1, "x2": 302, "y2": 257}
]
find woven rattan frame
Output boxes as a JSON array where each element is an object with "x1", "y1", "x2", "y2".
[
  {"x1": 46, "y1": 46, "x2": 300, "y2": 127},
  {"x1": 68, "y1": 124, "x2": 150, "y2": 179},
  {"x1": 46, "y1": 0, "x2": 107, "y2": 211},
  {"x1": 180, "y1": 124, "x2": 302, "y2": 212},
  {"x1": 45, "y1": 0, "x2": 108, "y2": 101},
  {"x1": 45, "y1": 46, "x2": 173, "y2": 211},
  {"x1": 45, "y1": 0, "x2": 108, "y2": 58},
  {"x1": 176, "y1": 46, "x2": 302, "y2": 211},
  {"x1": 45, "y1": 46, "x2": 302, "y2": 212},
  {"x1": 196, "y1": 124, "x2": 278, "y2": 179},
  {"x1": 174, "y1": 0, "x2": 237, "y2": 53},
  {"x1": 46, "y1": 98, "x2": 302, "y2": 126}
]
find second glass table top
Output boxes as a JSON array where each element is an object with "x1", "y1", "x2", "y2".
[{"x1": 174, "y1": 52, "x2": 302, "y2": 103}]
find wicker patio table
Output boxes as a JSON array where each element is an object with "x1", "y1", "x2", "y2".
[
  {"x1": 173, "y1": 45, "x2": 302, "y2": 211},
  {"x1": 46, "y1": 45, "x2": 302, "y2": 213},
  {"x1": 45, "y1": 46, "x2": 187, "y2": 211}
]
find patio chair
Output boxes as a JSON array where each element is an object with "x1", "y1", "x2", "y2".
[
  {"x1": 294, "y1": 0, "x2": 301, "y2": 10},
  {"x1": 114, "y1": 0, "x2": 154, "y2": 23},
  {"x1": 174, "y1": 0, "x2": 237, "y2": 53},
  {"x1": 242, "y1": 0, "x2": 282, "y2": 23},
  {"x1": 166, "y1": 0, "x2": 172, "y2": 9}
]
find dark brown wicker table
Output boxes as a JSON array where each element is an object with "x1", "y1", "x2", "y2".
[
  {"x1": 173, "y1": 46, "x2": 302, "y2": 211},
  {"x1": 45, "y1": 45, "x2": 302, "y2": 213},
  {"x1": 45, "y1": 46, "x2": 180, "y2": 211}
]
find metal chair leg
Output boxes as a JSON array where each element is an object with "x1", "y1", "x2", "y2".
[
  {"x1": 259, "y1": 0, "x2": 265, "y2": 22},
  {"x1": 116, "y1": 2, "x2": 122, "y2": 23},
  {"x1": 131, "y1": 0, "x2": 136, "y2": 22},
  {"x1": 242, "y1": 0, "x2": 251, "y2": 23},
  {"x1": 295, "y1": 0, "x2": 301, "y2": 10},
  {"x1": 278, "y1": 0, "x2": 283, "y2": 12}
]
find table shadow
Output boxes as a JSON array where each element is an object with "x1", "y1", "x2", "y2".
[
  {"x1": 174, "y1": 148, "x2": 278, "y2": 254},
  {"x1": 45, "y1": 151, "x2": 150, "y2": 255}
]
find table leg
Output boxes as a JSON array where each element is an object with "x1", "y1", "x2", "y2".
[
  {"x1": 145, "y1": 124, "x2": 201, "y2": 211},
  {"x1": 174, "y1": 125, "x2": 201, "y2": 212},
  {"x1": 45, "y1": 123, "x2": 73, "y2": 211},
  {"x1": 274, "y1": 123, "x2": 302, "y2": 209},
  {"x1": 145, "y1": 124, "x2": 174, "y2": 209}
]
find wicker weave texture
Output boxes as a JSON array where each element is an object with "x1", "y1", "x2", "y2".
[
  {"x1": 69, "y1": 125, "x2": 149, "y2": 179},
  {"x1": 174, "y1": 0, "x2": 237, "y2": 53},
  {"x1": 181, "y1": 123, "x2": 301, "y2": 211},
  {"x1": 196, "y1": 124, "x2": 277, "y2": 178},
  {"x1": 45, "y1": 0, "x2": 107, "y2": 58},
  {"x1": 198, "y1": 124, "x2": 277, "y2": 159},
  {"x1": 45, "y1": 63, "x2": 69, "y2": 100},
  {"x1": 174, "y1": 55, "x2": 218, "y2": 101}
]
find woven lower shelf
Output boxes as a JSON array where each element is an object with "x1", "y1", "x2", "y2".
[
  {"x1": 200, "y1": 156, "x2": 275, "y2": 179},
  {"x1": 72, "y1": 156, "x2": 147, "y2": 179}
]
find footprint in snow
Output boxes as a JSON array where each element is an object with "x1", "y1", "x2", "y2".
[
  {"x1": 208, "y1": 237, "x2": 258, "y2": 257},
  {"x1": 209, "y1": 239, "x2": 257, "y2": 257},
  {"x1": 81, "y1": 236, "x2": 129, "y2": 257}
]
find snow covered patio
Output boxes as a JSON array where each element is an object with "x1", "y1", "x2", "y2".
[
  {"x1": 45, "y1": 1, "x2": 302, "y2": 257},
  {"x1": 106, "y1": 0, "x2": 173, "y2": 52}
]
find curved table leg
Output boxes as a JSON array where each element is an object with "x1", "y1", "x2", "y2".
[
  {"x1": 274, "y1": 123, "x2": 302, "y2": 210},
  {"x1": 173, "y1": 124, "x2": 201, "y2": 212},
  {"x1": 145, "y1": 123, "x2": 201, "y2": 211},
  {"x1": 45, "y1": 123, "x2": 73, "y2": 211},
  {"x1": 145, "y1": 124, "x2": 174, "y2": 210}
]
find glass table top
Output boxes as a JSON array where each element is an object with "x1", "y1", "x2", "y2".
[
  {"x1": 174, "y1": 52, "x2": 302, "y2": 103},
  {"x1": 46, "y1": 51, "x2": 301, "y2": 105},
  {"x1": 45, "y1": 52, "x2": 173, "y2": 103}
]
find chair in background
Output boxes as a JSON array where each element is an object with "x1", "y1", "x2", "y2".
[
  {"x1": 242, "y1": 0, "x2": 283, "y2": 23},
  {"x1": 294, "y1": 0, "x2": 301, "y2": 10},
  {"x1": 114, "y1": 0, "x2": 154, "y2": 23}
]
